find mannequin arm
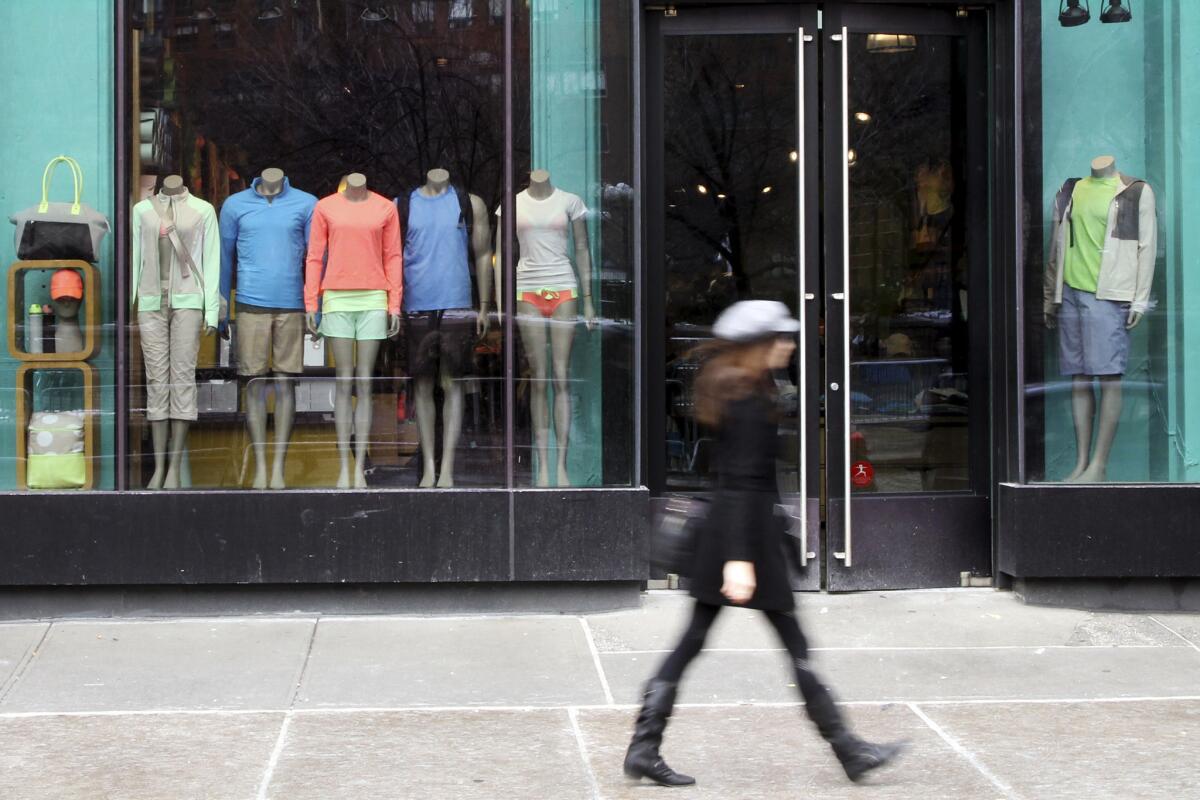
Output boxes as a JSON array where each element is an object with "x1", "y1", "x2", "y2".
[
  {"x1": 470, "y1": 194, "x2": 494, "y2": 336},
  {"x1": 572, "y1": 217, "x2": 595, "y2": 329}
]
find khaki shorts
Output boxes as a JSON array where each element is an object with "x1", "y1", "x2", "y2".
[{"x1": 237, "y1": 311, "x2": 305, "y2": 376}]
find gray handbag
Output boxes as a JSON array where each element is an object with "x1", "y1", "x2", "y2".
[{"x1": 10, "y1": 156, "x2": 110, "y2": 263}]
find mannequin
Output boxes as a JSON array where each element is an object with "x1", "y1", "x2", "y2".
[
  {"x1": 1044, "y1": 155, "x2": 1157, "y2": 482},
  {"x1": 219, "y1": 167, "x2": 317, "y2": 489},
  {"x1": 496, "y1": 169, "x2": 595, "y2": 487},
  {"x1": 305, "y1": 172, "x2": 403, "y2": 488},
  {"x1": 131, "y1": 174, "x2": 220, "y2": 489},
  {"x1": 400, "y1": 168, "x2": 495, "y2": 487},
  {"x1": 49, "y1": 269, "x2": 84, "y2": 353}
]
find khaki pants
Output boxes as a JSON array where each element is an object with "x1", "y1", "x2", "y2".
[{"x1": 138, "y1": 307, "x2": 203, "y2": 421}]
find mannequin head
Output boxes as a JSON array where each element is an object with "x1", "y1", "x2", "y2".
[
  {"x1": 258, "y1": 167, "x2": 285, "y2": 197},
  {"x1": 49, "y1": 270, "x2": 83, "y2": 320},
  {"x1": 530, "y1": 169, "x2": 551, "y2": 185},
  {"x1": 1091, "y1": 155, "x2": 1117, "y2": 178},
  {"x1": 161, "y1": 174, "x2": 185, "y2": 195},
  {"x1": 344, "y1": 172, "x2": 368, "y2": 201},
  {"x1": 427, "y1": 168, "x2": 450, "y2": 186}
]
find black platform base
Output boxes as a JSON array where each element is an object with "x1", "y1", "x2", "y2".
[{"x1": 1012, "y1": 577, "x2": 1200, "y2": 613}]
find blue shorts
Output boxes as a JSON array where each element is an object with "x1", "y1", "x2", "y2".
[{"x1": 1058, "y1": 285, "x2": 1130, "y2": 376}]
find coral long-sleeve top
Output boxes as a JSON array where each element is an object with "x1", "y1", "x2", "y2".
[{"x1": 305, "y1": 191, "x2": 403, "y2": 314}]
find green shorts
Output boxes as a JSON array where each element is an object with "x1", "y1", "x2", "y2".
[{"x1": 319, "y1": 309, "x2": 389, "y2": 340}]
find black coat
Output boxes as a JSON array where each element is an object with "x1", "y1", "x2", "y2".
[{"x1": 689, "y1": 393, "x2": 795, "y2": 612}]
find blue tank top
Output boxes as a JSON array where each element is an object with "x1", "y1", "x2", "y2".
[{"x1": 402, "y1": 189, "x2": 472, "y2": 312}]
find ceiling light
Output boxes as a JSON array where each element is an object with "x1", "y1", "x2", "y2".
[
  {"x1": 436, "y1": 57, "x2": 450, "y2": 67},
  {"x1": 696, "y1": 185, "x2": 708, "y2": 195},
  {"x1": 762, "y1": 186, "x2": 772, "y2": 194},
  {"x1": 1058, "y1": 0, "x2": 1091, "y2": 27},
  {"x1": 193, "y1": 5, "x2": 217, "y2": 20},
  {"x1": 716, "y1": 193, "x2": 727, "y2": 199},
  {"x1": 257, "y1": 3, "x2": 283, "y2": 20},
  {"x1": 866, "y1": 33, "x2": 916, "y2": 54},
  {"x1": 1100, "y1": 0, "x2": 1131, "y2": 23},
  {"x1": 734, "y1": 83, "x2": 746, "y2": 89},
  {"x1": 854, "y1": 111, "x2": 872, "y2": 124},
  {"x1": 361, "y1": 6, "x2": 389, "y2": 22},
  {"x1": 789, "y1": 151, "x2": 798, "y2": 163},
  {"x1": 847, "y1": 149, "x2": 858, "y2": 165}
]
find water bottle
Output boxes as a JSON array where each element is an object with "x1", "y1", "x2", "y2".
[{"x1": 27, "y1": 304, "x2": 43, "y2": 354}]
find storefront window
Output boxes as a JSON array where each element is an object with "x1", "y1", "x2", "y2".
[
  {"x1": 512, "y1": 0, "x2": 635, "y2": 487},
  {"x1": 132, "y1": 0, "x2": 506, "y2": 490},
  {"x1": 1, "y1": 8, "x2": 116, "y2": 492},
  {"x1": 1024, "y1": 0, "x2": 1200, "y2": 483}
]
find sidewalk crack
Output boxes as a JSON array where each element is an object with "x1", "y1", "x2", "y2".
[
  {"x1": 906, "y1": 702, "x2": 1024, "y2": 800},
  {"x1": 1148, "y1": 617, "x2": 1200, "y2": 654},
  {"x1": 0, "y1": 622, "x2": 53, "y2": 706}
]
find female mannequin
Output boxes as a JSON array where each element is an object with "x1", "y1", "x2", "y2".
[
  {"x1": 497, "y1": 170, "x2": 595, "y2": 487},
  {"x1": 305, "y1": 173, "x2": 403, "y2": 488},
  {"x1": 400, "y1": 168, "x2": 494, "y2": 488},
  {"x1": 131, "y1": 174, "x2": 220, "y2": 489}
]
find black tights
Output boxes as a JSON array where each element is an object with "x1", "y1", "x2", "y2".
[{"x1": 654, "y1": 601, "x2": 846, "y2": 741}]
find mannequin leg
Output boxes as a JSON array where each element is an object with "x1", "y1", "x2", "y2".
[
  {"x1": 245, "y1": 377, "x2": 269, "y2": 489},
  {"x1": 329, "y1": 338, "x2": 357, "y2": 488},
  {"x1": 438, "y1": 367, "x2": 465, "y2": 488},
  {"x1": 353, "y1": 339, "x2": 381, "y2": 489},
  {"x1": 148, "y1": 419, "x2": 169, "y2": 489},
  {"x1": 517, "y1": 306, "x2": 551, "y2": 486},
  {"x1": 163, "y1": 420, "x2": 190, "y2": 489},
  {"x1": 1078, "y1": 375, "x2": 1123, "y2": 483},
  {"x1": 1064, "y1": 376, "x2": 1095, "y2": 482},
  {"x1": 271, "y1": 373, "x2": 296, "y2": 489},
  {"x1": 549, "y1": 300, "x2": 579, "y2": 487},
  {"x1": 414, "y1": 376, "x2": 438, "y2": 488}
]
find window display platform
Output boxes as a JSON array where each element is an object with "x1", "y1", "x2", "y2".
[
  {"x1": 0, "y1": 488, "x2": 648, "y2": 586},
  {"x1": 997, "y1": 483, "x2": 1200, "y2": 579}
]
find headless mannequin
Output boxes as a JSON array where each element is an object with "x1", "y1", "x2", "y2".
[
  {"x1": 147, "y1": 174, "x2": 215, "y2": 490},
  {"x1": 413, "y1": 168, "x2": 495, "y2": 488},
  {"x1": 305, "y1": 173, "x2": 401, "y2": 489},
  {"x1": 50, "y1": 298, "x2": 84, "y2": 354},
  {"x1": 1046, "y1": 156, "x2": 1139, "y2": 482},
  {"x1": 242, "y1": 167, "x2": 296, "y2": 489},
  {"x1": 498, "y1": 169, "x2": 596, "y2": 487}
]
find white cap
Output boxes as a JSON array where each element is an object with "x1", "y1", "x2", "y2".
[{"x1": 712, "y1": 300, "x2": 800, "y2": 342}]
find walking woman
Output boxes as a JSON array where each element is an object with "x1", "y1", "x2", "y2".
[{"x1": 624, "y1": 300, "x2": 903, "y2": 787}]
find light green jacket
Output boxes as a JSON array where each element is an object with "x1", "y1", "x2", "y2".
[{"x1": 131, "y1": 190, "x2": 220, "y2": 329}]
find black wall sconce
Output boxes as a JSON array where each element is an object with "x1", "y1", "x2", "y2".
[
  {"x1": 1058, "y1": 0, "x2": 1090, "y2": 27},
  {"x1": 1100, "y1": 0, "x2": 1132, "y2": 24}
]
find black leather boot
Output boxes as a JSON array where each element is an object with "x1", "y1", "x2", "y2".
[
  {"x1": 832, "y1": 736, "x2": 905, "y2": 783},
  {"x1": 623, "y1": 679, "x2": 696, "y2": 787}
]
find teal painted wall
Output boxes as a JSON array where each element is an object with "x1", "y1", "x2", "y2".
[
  {"x1": 0, "y1": 0, "x2": 115, "y2": 489},
  {"x1": 529, "y1": 0, "x2": 603, "y2": 487}
]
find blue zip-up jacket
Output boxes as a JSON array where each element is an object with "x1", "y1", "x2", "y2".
[{"x1": 219, "y1": 177, "x2": 317, "y2": 310}]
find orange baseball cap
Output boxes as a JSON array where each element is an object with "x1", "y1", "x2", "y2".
[{"x1": 50, "y1": 269, "x2": 83, "y2": 301}]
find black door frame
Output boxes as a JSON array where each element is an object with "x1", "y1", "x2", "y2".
[{"x1": 641, "y1": 0, "x2": 1020, "y2": 591}]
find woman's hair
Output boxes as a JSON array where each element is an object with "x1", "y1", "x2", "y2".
[{"x1": 692, "y1": 339, "x2": 774, "y2": 427}]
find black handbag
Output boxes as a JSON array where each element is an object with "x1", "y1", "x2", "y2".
[{"x1": 651, "y1": 496, "x2": 709, "y2": 575}]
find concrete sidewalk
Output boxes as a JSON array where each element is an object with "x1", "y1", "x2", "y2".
[{"x1": 1, "y1": 589, "x2": 1199, "y2": 799}]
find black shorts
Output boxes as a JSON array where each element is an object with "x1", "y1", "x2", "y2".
[{"x1": 404, "y1": 309, "x2": 476, "y2": 378}]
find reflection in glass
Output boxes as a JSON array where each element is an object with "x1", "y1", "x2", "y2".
[
  {"x1": 847, "y1": 32, "x2": 971, "y2": 493},
  {"x1": 660, "y1": 32, "x2": 799, "y2": 492}
]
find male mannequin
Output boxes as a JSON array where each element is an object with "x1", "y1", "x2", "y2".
[
  {"x1": 496, "y1": 169, "x2": 595, "y2": 487},
  {"x1": 1044, "y1": 155, "x2": 1157, "y2": 482},
  {"x1": 220, "y1": 167, "x2": 317, "y2": 488},
  {"x1": 131, "y1": 174, "x2": 220, "y2": 489},
  {"x1": 401, "y1": 168, "x2": 495, "y2": 487},
  {"x1": 305, "y1": 172, "x2": 403, "y2": 488},
  {"x1": 49, "y1": 269, "x2": 85, "y2": 353}
]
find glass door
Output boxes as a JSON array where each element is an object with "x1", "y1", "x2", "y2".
[
  {"x1": 646, "y1": 5, "x2": 821, "y2": 589},
  {"x1": 822, "y1": 5, "x2": 992, "y2": 589}
]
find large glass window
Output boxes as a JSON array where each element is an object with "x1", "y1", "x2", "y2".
[
  {"x1": 131, "y1": 0, "x2": 507, "y2": 490},
  {"x1": 511, "y1": 0, "x2": 636, "y2": 487},
  {"x1": 1024, "y1": 0, "x2": 1200, "y2": 483}
]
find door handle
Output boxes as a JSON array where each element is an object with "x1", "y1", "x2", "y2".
[
  {"x1": 795, "y1": 25, "x2": 810, "y2": 570},
  {"x1": 835, "y1": 26, "x2": 853, "y2": 568}
]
